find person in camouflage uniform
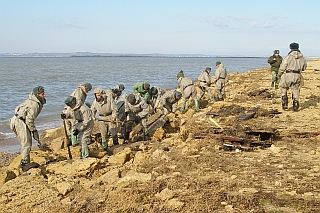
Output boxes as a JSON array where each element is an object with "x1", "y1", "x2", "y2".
[
  {"x1": 132, "y1": 81, "x2": 151, "y2": 103},
  {"x1": 91, "y1": 88, "x2": 118, "y2": 150},
  {"x1": 214, "y1": 61, "x2": 227, "y2": 101},
  {"x1": 278, "y1": 42, "x2": 307, "y2": 112},
  {"x1": 61, "y1": 96, "x2": 94, "y2": 159},
  {"x1": 268, "y1": 50, "x2": 283, "y2": 89},
  {"x1": 9, "y1": 86, "x2": 46, "y2": 168},
  {"x1": 176, "y1": 70, "x2": 199, "y2": 112},
  {"x1": 197, "y1": 67, "x2": 214, "y2": 101}
]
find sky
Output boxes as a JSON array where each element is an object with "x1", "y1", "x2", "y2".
[{"x1": 1, "y1": 0, "x2": 320, "y2": 57}]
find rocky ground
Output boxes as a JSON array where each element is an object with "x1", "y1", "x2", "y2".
[{"x1": 1, "y1": 59, "x2": 320, "y2": 213}]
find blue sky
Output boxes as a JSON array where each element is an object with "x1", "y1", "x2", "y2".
[{"x1": 1, "y1": 0, "x2": 319, "y2": 56}]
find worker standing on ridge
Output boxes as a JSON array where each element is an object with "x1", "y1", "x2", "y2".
[
  {"x1": 214, "y1": 61, "x2": 227, "y2": 101},
  {"x1": 9, "y1": 86, "x2": 46, "y2": 170},
  {"x1": 176, "y1": 70, "x2": 199, "y2": 112},
  {"x1": 197, "y1": 67, "x2": 214, "y2": 102}
]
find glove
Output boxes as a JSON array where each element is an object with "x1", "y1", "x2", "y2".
[
  {"x1": 60, "y1": 113, "x2": 66, "y2": 119},
  {"x1": 32, "y1": 130, "x2": 39, "y2": 141},
  {"x1": 73, "y1": 129, "x2": 79, "y2": 136}
]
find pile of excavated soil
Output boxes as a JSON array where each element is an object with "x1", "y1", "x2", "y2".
[{"x1": 1, "y1": 59, "x2": 320, "y2": 213}]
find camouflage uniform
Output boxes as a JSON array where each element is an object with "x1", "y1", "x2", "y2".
[
  {"x1": 150, "y1": 86, "x2": 164, "y2": 110},
  {"x1": 278, "y1": 44, "x2": 307, "y2": 111},
  {"x1": 268, "y1": 50, "x2": 283, "y2": 88}
]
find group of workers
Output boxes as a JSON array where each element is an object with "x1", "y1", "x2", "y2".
[
  {"x1": 9, "y1": 61, "x2": 227, "y2": 166},
  {"x1": 9, "y1": 41, "x2": 306, "y2": 168}
]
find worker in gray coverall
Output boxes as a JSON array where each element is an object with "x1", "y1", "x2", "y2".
[
  {"x1": 61, "y1": 96, "x2": 94, "y2": 159},
  {"x1": 150, "y1": 86, "x2": 164, "y2": 112},
  {"x1": 91, "y1": 87, "x2": 118, "y2": 150},
  {"x1": 159, "y1": 90, "x2": 182, "y2": 114},
  {"x1": 278, "y1": 42, "x2": 307, "y2": 112},
  {"x1": 9, "y1": 86, "x2": 46, "y2": 168},
  {"x1": 66, "y1": 83, "x2": 92, "y2": 146},
  {"x1": 125, "y1": 94, "x2": 150, "y2": 140},
  {"x1": 176, "y1": 70, "x2": 199, "y2": 112},
  {"x1": 214, "y1": 61, "x2": 227, "y2": 101},
  {"x1": 197, "y1": 67, "x2": 214, "y2": 102}
]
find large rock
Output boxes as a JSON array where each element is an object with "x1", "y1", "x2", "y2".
[
  {"x1": 108, "y1": 147, "x2": 132, "y2": 165},
  {"x1": 55, "y1": 181, "x2": 74, "y2": 195},
  {"x1": 40, "y1": 126, "x2": 65, "y2": 143},
  {"x1": 97, "y1": 168, "x2": 120, "y2": 185},
  {"x1": 116, "y1": 170, "x2": 151, "y2": 188},
  {"x1": 46, "y1": 157, "x2": 99, "y2": 177},
  {"x1": 0, "y1": 168, "x2": 16, "y2": 186}
]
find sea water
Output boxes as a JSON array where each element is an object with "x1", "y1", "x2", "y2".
[{"x1": 0, "y1": 56, "x2": 268, "y2": 152}]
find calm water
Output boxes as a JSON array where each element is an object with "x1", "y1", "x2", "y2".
[{"x1": 0, "y1": 57, "x2": 268, "y2": 152}]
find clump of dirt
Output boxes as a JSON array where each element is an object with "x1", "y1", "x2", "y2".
[{"x1": 217, "y1": 104, "x2": 246, "y2": 116}]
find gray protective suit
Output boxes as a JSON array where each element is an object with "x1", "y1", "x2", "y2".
[
  {"x1": 125, "y1": 94, "x2": 149, "y2": 133},
  {"x1": 150, "y1": 86, "x2": 164, "y2": 110},
  {"x1": 198, "y1": 70, "x2": 213, "y2": 99},
  {"x1": 63, "y1": 100, "x2": 94, "y2": 158},
  {"x1": 178, "y1": 77, "x2": 197, "y2": 102},
  {"x1": 9, "y1": 93, "x2": 44, "y2": 164},
  {"x1": 160, "y1": 90, "x2": 179, "y2": 113},
  {"x1": 91, "y1": 88, "x2": 118, "y2": 143},
  {"x1": 278, "y1": 50, "x2": 307, "y2": 100},
  {"x1": 214, "y1": 64, "x2": 227, "y2": 99}
]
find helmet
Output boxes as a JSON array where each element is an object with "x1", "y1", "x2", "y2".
[
  {"x1": 65, "y1": 96, "x2": 76, "y2": 106},
  {"x1": 143, "y1": 82, "x2": 150, "y2": 90},
  {"x1": 175, "y1": 92, "x2": 182, "y2": 99},
  {"x1": 274, "y1": 50, "x2": 280, "y2": 54},
  {"x1": 83, "y1": 83, "x2": 92, "y2": 91},
  {"x1": 33, "y1": 86, "x2": 44, "y2": 95}
]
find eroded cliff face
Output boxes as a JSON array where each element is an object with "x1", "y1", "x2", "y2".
[{"x1": 1, "y1": 60, "x2": 320, "y2": 213}]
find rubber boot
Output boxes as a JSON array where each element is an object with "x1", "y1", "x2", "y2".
[
  {"x1": 180, "y1": 101, "x2": 186, "y2": 113},
  {"x1": 81, "y1": 147, "x2": 90, "y2": 159},
  {"x1": 197, "y1": 95, "x2": 201, "y2": 101},
  {"x1": 194, "y1": 100, "x2": 199, "y2": 111},
  {"x1": 293, "y1": 100, "x2": 299, "y2": 112},
  {"x1": 68, "y1": 131, "x2": 79, "y2": 146},
  {"x1": 113, "y1": 137, "x2": 119, "y2": 145},
  {"x1": 101, "y1": 141, "x2": 108, "y2": 151},
  {"x1": 281, "y1": 96, "x2": 288, "y2": 109},
  {"x1": 143, "y1": 132, "x2": 150, "y2": 141},
  {"x1": 209, "y1": 97, "x2": 215, "y2": 102}
]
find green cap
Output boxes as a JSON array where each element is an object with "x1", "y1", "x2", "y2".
[
  {"x1": 205, "y1": 67, "x2": 211, "y2": 71},
  {"x1": 65, "y1": 96, "x2": 76, "y2": 106},
  {"x1": 274, "y1": 50, "x2": 280, "y2": 54},
  {"x1": 216, "y1": 61, "x2": 221, "y2": 65},
  {"x1": 177, "y1": 70, "x2": 184, "y2": 79}
]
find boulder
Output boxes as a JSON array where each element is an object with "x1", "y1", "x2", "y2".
[
  {"x1": 151, "y1": 127, "x2": 165, "y2": 141},
  {"x1": 116, "y1": 170, "x2": 151, "y2": 188},
  {"x1": 108, "y1": 147, "x2": 132, "y2": 165},
  {"x1": 97, "y1": 168, "x2": 120, "y2": 185},
  {"x1": 56, "y1": 181, "x2": 74, "y2": 195},
  {"x1": 8, "y1": 151, "x2": 48, "y2": 170},
  {"x1": 0, "y1": 168, "x2": 16, "y2": 186},
  {"x1": 46, "y1": 157, "x2": 99, "y2": 177}
]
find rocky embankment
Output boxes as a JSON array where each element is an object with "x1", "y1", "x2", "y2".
[{"x1": 1, "y1": 59, "x2": 320, "y2": 213}]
